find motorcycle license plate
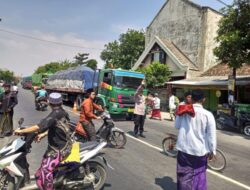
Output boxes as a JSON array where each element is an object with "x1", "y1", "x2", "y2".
[{"x1": 128, "y1": 108, "x2": 134, "y2": 112}]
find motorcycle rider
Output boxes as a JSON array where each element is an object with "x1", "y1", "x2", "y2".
[
  {"x1": 79, "y1": 89, "x2": 103, "y2": 141},
  {"x1": 35, "y1": 85, "x2": 48, "y2": 109},
  {"x1": 11, "y1": 82, "x2": 19, "y2": 94},
  {"x1": 14, "y1": 93, "x2": 73, "y2": 190}
]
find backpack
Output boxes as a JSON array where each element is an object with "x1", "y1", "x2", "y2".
[{"x1": 48, "y1": 117, "x2": 74, "y2": 158}]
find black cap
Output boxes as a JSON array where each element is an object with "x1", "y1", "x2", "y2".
[
  {"x1": 184, "y1": 91, "x2": 192, "y2": 97},
  {"x1": 192, "y1": 90, "x2": 205, "y2": 102}
]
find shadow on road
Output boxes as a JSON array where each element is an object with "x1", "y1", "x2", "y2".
[
  {"x1": 218, "y1": 128, "x2": 250, "y2": 140},
  {"x1": 155, "y1": 176, "x2": 177, "y2": 190},
  {"x1": 101, "y1": 183, "x2": 112, "y2": 189}
]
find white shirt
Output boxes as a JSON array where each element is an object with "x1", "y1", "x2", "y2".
[
  {"x1": 12, "y1": 85, "x2": 18, "y2": 92},
  {"x1": 169, "y1": 95, "x2": 176, "y2": 109},
  {"x1": 153, "y1": 97, "x2": 161, "y2": 109},
  {"x1": 175, "y1": 104, "x2": 216, "y2": 156}
]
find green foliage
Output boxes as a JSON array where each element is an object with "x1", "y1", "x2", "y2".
[
  {"x1": 214, "y1": 0, "x2": 250, "y2": 68},
  {"x1": 137, "y1": 61, "x2": 171, "y2": 88},
  {"x1": 74, "y1": 53, "x2": 89, "y2": 65},
  {"x1": 0, "y1": 69, "x2": 16, "y2": 83},
  {"x1": 86, "y1": 59, "x2": 98, "y2": 70},
  {"x1": 34, "y1": 60, "x2": 77, "y2": 74},
  {"x1": 34, "y1": 52, "x2": 99, "y2": 75},
  {"x1": 101, "y1": 29, "x2": 145, "y2": 69}
]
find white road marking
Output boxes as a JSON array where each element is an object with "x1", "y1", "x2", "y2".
[{"x1": 65, "y1": 107, "x2": 250, "y2": 190}]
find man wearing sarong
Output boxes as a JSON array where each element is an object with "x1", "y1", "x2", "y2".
[
  {"x1": 175, "y1": 90, "x2": 216, "y2": 190},
  {"x1": 0, "y1": 83, "x2": 18, "y2": 137}
]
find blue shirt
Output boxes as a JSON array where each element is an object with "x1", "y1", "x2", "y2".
[
  {"x1": 37, "y1": 89, "x2": 47, "y2": 97},
  {"x1": 175, "y1": 104, "x2": 217, "y2": 156}
]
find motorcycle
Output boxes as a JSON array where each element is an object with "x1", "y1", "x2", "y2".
[
  {"x1": 75, "y1": 110, "x2": 127, "y2": 149},
  {"x1": 0, "y1": 118, "x2": 112, "y2": 190},
  {"x1": 35, "y1": 97, "x2": 48, "y2": 111},
  {"x1": 216, "y1": 110, "x2": 250, "y2": 136}
]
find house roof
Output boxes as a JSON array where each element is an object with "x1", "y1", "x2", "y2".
[
  {"x1": 132, "y1": 36, "x2": 198, "y2": 71},
  {"x1": 147, "y1": 0, "x2": 223, "y2": 29},
  {"x1": 161, "y1": 39, "x2": 198, "y2": 70},
  {"x1": 166, "y1": 75, "x2": 250, "y2": 90},
  {"x1": 201, "y1": 64, "x2": 250, "y2": 77}
]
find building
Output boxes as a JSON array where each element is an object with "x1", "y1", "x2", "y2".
[{"x1": 133, "y1": 0, "x2": 223, "y2": 80}]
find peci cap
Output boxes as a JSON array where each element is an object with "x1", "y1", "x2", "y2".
[{"x1": 49, "y1": 93, "x2": 62, "y2": 105}]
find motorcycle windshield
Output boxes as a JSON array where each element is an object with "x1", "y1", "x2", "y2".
[{"x1": 0, "y1": 138, "x2": 25, "y2": 156}]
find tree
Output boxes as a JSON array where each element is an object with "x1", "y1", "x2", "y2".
[
  {"x1": 86, "y1": 59, "x2": 98, "y2": 70},
  {"x1": 214, "y1": 0, "x2": 250, "y2": 68},
  {"x1": 0, "y1": 69, "x2": 16, "y2": 82},
  {"x1": 101, "y1": 29, "x2": 145, "y2": 69},
  {"x1": 74, "y1": 53, "x2": 89, "y2": 65},
  {"x1": 137, "y1": 61, "x2": 172, "y2": 88},
  {"x1": 34, "y1": 60, "x2": 76, "y2": 74}
]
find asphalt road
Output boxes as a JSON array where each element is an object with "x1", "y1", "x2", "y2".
[{"x1": 1, "y1": 88, "x2": 250, "y2": 190}]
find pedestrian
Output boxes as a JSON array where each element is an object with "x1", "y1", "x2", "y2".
[
  {"x1": 11, "y1": 82, "x2": 18, "y2": 94},
  {"x1": 14, "y1": 93, "x2": 73, "y2": 190},
  {"x1": 145, "y1": 92, "x2": 154, "y2": 116},
  {"x1": 169, "y1": 92, "x2": 179, "y2": 121},
  {"x1": 0, "y1": 83, "x2": 18, "y2": 137},
  {"x1": 150, "y1": 93, "x2": 162, "y2": 120},
  {"x1": 133, "y1": 79, "x2": 146, "y2": 138},
  {"x1": 79, "y1": 89, "x2": 103, "y2": 141},
  {"x1": 175, "y1": 90, "x2": 216, "y2": 190},
  {"x1": 179, "y1": 91, "x2": 192, "y2": 105}
]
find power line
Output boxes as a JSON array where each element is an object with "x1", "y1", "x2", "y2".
[
  {"x1": 0, "y1": 28, "x2": 104, "y2": 50},
  {"x1": 215, "y1": 0, "x2": 230, "y2": 7}
]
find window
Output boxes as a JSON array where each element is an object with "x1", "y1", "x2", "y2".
[{"x1": 103, "y1": 72, "x2": 112, "y2": 85}]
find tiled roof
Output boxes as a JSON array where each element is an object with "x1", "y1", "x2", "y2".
[
  {"x1": 201, "y1": 63, "x2": 250, "y2": 76},
  {"x1": 161, "y1": 38, "x2": 198, "y2": 70}
]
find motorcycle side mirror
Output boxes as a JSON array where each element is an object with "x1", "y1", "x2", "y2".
[{"x1": 18, "y1": 118, "x2": 24, "y2": 126}]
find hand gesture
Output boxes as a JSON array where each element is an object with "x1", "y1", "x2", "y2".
[
  {"x1": 207, "y1": 152, "x2": 215, "y2": 161},
  {"x1": 35, "y1": 133, "x2": 46, "y2": 143},
  {"x1": 14, "y1": 129, "x2": 23, "y2": 136},
  {"x1": 141, "y1": 79, "x2": 146, "y2": 86}
]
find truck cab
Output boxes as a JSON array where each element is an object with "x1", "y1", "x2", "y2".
[{"x1": 96, "y1": 69, "x2": 146, "y2": 119}]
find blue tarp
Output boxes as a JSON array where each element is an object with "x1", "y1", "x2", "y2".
[{"x1": 48, "y1": 66, "x2": 97, "y2": 90}]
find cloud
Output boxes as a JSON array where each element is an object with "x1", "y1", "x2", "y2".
[{"x1": 0, "y1": 28, "x2": 107, "y2": 76}]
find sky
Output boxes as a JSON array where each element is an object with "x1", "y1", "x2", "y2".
[{"x1": 0, "y1": 0, "x2": 233, "y2": 76}]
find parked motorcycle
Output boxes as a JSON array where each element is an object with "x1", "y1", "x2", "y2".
[
  {"x1": 216, "y1": 110, "x2": 250, "y2": 136},
  {"x1": 0, "y1": 118, "x2": 112, "y2": 190},
  {"x1": 75, "y1": 110, "x2": 127, "y2": 149},
  {"x1": 35, "y1": 97, "x2": 48, "y2": 111}
]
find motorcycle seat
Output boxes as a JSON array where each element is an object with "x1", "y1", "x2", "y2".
[{"x1": 80, "y1": 141, "x2": 99, "y2": 152}]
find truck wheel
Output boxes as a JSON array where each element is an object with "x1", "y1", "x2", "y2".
[
  {"x1": 76, "y1": 95, "x2": 84, "y2": 111},
  {"x1": 243, "y1": 125, "x2": 250, "y2": 136},
  {"x1": 216, "y1": 120, "x2": 225, "y2": 130}
]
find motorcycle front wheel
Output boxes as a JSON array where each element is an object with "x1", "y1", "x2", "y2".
[
  {"x1": 108, "y1": 131, "x2": 127, "y2": 149},
  {"x1": 0, "y1": 171, "x2": 15, "y2": 190},
  {"x1": 89, "y1": 161, "x2": 107, "y2": 190}
]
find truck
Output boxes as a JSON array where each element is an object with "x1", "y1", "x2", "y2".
[
  {"x1": 31, "y1": 73, "x2": 51, "y2": 91},
  {"x1": 46, "y1": 65, "x2": 146, "y2": 119},
  {"x1": 21, "y1": 76, "x2": 32, "y2": 89}
]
